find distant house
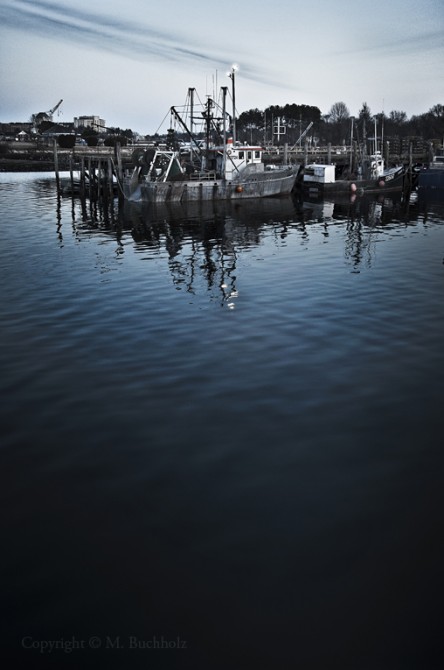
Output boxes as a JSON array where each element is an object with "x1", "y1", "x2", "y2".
[
  {"x1": 74, "y1": 116, "x2": 106, "y2": 132},
  {"x1": 16, "y1": 130, "x2": 29, "y2": 142}
]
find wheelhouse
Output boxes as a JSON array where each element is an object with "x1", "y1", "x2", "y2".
[{"x1": 203, "y1": 138, "x2": 265, "y2": 181}]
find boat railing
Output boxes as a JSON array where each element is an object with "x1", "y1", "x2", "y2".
[{"x1": 190, "y1": 171, "x2": 217, "y2": 181}]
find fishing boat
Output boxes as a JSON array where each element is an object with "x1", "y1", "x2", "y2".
[
  {"x1": 300, "y1": 116, "x2": 407, "y2": 196},
  {"x1": 123, "y1": 84, "x2": 302, "y2": 203},
  {"x1": 301, "y1": 154, "x2": 406, "y2": 196}
]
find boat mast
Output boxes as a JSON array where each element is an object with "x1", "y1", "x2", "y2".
[
  {"x1": 349, "y1": 116, "x2": 354, "y2": 172},
  {"x1": 221, "y1": 86, "x2": 228, "y2": 178},
  {"x1": 228, "y1": 64, "x2": 238, "y2": 144},
  {"x1": 189, "y1": 87, "x2": 195, "y2": 162},
  {"x1": 204, "y1": 97, "x2": 213, "y2": 167},
  {"x1": 381, "y1": 106, "x2": 384, "y2": 157}
]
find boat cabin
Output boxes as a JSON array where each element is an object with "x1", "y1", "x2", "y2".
[
  {"x1": 203, "y1": 138, "x2": 265, "y2": 181},
  {"x1": 361, "y1": 152, "x2": 384, "y2": 179},
  {"x1": 304, "y1": 164, "x2": 336, "y2": 184}
]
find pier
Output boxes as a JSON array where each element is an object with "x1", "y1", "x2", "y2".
[
  {"x1": 53, "y1": 142, "x2": 130, "y2": 205},
  {"x1": 0, "y1": 139, "x2": 423, "y2": 202}
]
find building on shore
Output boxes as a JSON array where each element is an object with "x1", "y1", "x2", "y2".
[{"x1": 74, "y1": 116, "x2": 106, "y2": 132}]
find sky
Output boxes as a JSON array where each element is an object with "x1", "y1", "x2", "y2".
[{"x1": 0, "y1": 0, "x2": 443, "y2": 135}]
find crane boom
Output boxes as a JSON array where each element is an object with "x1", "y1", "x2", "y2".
[
  {"x1": 291, "y1": 121, "x2": 314, "y2": 149},
  {"x1": 49, "y1": 99, "x2": 63, "y2": 117}
]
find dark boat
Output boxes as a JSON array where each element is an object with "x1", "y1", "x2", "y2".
[
  {"x1": 417, "y1": 150, "x2": 444, "y2": 190},
  {"x1": 301, "y1": 152, "x2": 407, "y2": 197}
]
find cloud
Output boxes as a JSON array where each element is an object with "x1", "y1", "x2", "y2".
[
  {"x1": 1, "y1": 0, "x2": 220, "y2": 63},
  {"x1": 0, "y1": 0, "x2": 293, "y2": 91},
  {"x1": 335, "y1": 29, "x2": 444, "y2": 58}
]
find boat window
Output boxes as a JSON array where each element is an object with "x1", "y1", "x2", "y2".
[
  {"x1": 238, "y1": 151, "x2": 244, "y2": 159},
  {"x1": 255, "y1": 151, "x2": 260, "y2": 159},
  {"x1": 247, "y1": 151, "x2": 252, "y2": 160}
]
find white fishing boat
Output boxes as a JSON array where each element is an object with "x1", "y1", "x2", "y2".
[{"x1": 123, "y1": 83, "x2": 301, "y2": 203}]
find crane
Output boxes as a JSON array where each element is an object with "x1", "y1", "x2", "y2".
[
  {"x1": 31, "y1": 99, "x2": 63, "y2": 132},
  {"x1": 46, "y1": 99, "x2": 63, "y2": 119}
]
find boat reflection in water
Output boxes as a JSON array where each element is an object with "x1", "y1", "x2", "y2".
[
  {"x1": 64, "y1": 187, "x2": 441, "y2": 306},
  {"x1": 122, "y1": 197, "x2": 304, "y2": 306}
]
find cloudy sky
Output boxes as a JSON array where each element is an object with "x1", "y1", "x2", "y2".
[{"x1": 0, "y1": 0, "x2": 443, "y2": 135}]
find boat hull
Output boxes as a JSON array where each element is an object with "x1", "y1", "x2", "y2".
[
  {"x1": 417, "y1": 168, "x2": 444, "y2": 190},
  {"x1": 123, "y1": 167, "x2": 300, "y2": 203}
]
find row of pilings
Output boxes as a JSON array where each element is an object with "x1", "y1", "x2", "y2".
[{"x1": 53, "y1": 141, "x2": 126, "y2": 207}]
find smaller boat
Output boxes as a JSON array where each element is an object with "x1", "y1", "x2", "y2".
[{"x1": 301, "y1": 151, "x2": 406, "y2": 196}]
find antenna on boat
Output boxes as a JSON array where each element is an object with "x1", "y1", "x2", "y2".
[{"x1": 227, "y1": 64, "x2": 238, "y2": 144}]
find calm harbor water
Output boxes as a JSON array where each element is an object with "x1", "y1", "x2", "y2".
[{"x1": 1, "y1": 173, "x2": 444, "y2": 669}]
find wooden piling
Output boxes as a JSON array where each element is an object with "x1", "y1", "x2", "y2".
[
  {"x1": 115, "y1": 143, "x2": 124, "y2": 206},
  {"x1": 80, "y1": 157, "x2": 85, "y2": 198},
  {"x1": 53, "y1": 139, "x2": 60, "y2": 194},
  {"x1": 88, "y1": 158, "x2": 92, "y2": 200},
  {"x1": 107, "y1": 157, "x2": 113, "y2": 200},
  {"x1": 69, "y1": 155, "x2": 74, "y2": 194}
]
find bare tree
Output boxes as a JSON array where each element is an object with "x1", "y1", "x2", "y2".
[
  {"x1": 389, "y1": 110, "x2": 407, "y2": 124},
  {"x1": 429, "y1": 103, "x2": 443, "y2": 118},
  {"x1": 328, "y1": 102, "x2": 350, "y2": 124}
]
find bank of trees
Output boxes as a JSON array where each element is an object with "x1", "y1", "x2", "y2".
[
  {"x1": 235, "y1": 101, "x2": 444, "y2": 147},
  {"x1": 237, "y1": 104, "x2": 322, "y2": 146}
]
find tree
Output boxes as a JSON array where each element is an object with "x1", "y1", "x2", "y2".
[
  {"x1": 81, "y1": 127, "x2": 99, "y2": 147},
  {"x1": 328, "y1": 101, "x2": 350, "y2": 124},
  {"x1": 389, "y1": 110, "x2": 407, "y2": 124},
  {"x1": 237, "y1": 108, "x2": 264, "y2": 143},
  {"x1": 358, "y1": 102, "x2": 372, "y2": 139},
  {"x1": 429, "y1": 103, "x2": 443, "y2": 119},
  {"x1": 57, "y1": 134, "x2": 75, "y2": 148},
  {"x1": 324, "y1": 102, "x2": 351, "y2": 144},
  {"x1": 358, "y1": 102, "x2": 372, "y2": 124},
  {"x1": 258, "y1": 103, "x2": 321, "y2": 144},
  {"x1": 427, "y1": 104, "x2": 444, "y2": 139},
  {"x1": 104, "y1": 135, "x2": 128, "y2": 147}
]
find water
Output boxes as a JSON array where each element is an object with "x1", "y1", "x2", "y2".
[{"x1": 1, "y1": 173, "x2": 444, "y2": 669}]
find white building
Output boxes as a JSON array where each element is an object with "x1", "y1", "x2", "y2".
[{"x1": 73, "y1": 116, "x2": 105, "y2": 132}]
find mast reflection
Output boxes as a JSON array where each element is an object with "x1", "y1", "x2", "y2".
[{"x1": 59, "y1": 188, "x2": 440, "y2": 301}]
